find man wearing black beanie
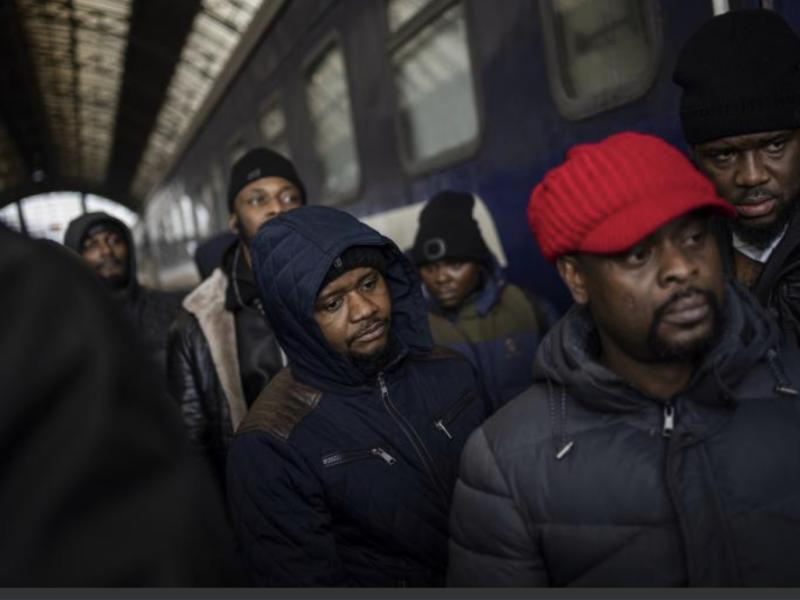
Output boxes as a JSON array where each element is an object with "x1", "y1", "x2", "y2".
[
  {"x1": 674, "y1": 9, "x2": 800, "y2": 343},
  {"x1": 167, "y1": 147, "x2": 306, "y2": 486},
  {"x1": 410, "y1": 190, "x2": 555, "y2": 410}
]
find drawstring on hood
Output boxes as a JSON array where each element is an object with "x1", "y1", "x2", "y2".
[
  {"x1": 536, "y1": 281, "x2": 786, "y2": 460},
  {"x1": 765, "y1": 348, "x2": 799, "y2": 396}
]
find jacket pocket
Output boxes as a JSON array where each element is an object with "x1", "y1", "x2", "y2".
[
  {"x1": 433, "y1": 392, "x2": 477, "y2": 440},
  {"x1": 321, "y1": 446, "x2": 397, "y2": 468}
]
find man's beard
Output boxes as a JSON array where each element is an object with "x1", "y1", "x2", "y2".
[
  {"x1": 96, "y1": 260, "x2": 129, "y2": 291},
  {"x1": 730, "y1": 189, "x2": 796, "y2": 249},
  {"x1": 646, "y1": 288, "x2": 723, "y2": 362},
  {"x1": 348, "y1": 319, "x2": 393, "y2": 377}
]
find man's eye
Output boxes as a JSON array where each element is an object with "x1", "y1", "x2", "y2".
[
  {"x1": 766, "y1": 139, "x2": 786, "y2": 153},
  {"x1": 624, "y1": 246, "x2": 651, "y2": 265},
  {"x1": 684, "y1": 229, "x2": 706, "y2": 246},
  {"x1": 280, "y1": 194, "x2": 301, "y2": 205},
  {"x1": 710, "y1": 150, "x2": 734, "y2": 163},
  {"x1": 362, "y1": 278, "x2": 376, "y2": 291},
  {"x1": 247, "y1": 196, "x2": 265, "y2": 206},
  {"x1": 324, "y1": 297, "x2": 343, "y2": 312}
]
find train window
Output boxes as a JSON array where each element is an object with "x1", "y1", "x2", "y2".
[
  {"x1": 540, "y1": 0, "x2": 661, "y2": 120},
  {"x1": 259, "y1": 95, "x2": 291, "y2": 158},
  {"x1": 388, "y1": 1, "x2": 480, "y2": 170},
  {"x1": 179, "y1": 195, "x2": 197, "y2": 239},
  {"x1": 305, "y1": 41, "x2": 361, "y2": 201}
]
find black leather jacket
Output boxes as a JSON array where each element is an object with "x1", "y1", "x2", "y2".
[{"x1": 167, "y1": 247, "x2": 284, "y2": 482}]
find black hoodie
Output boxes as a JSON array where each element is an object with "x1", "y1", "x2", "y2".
[
  {"x1": 64, "y1": 211, "x2": 183, "y2": 373},
  {"x1": 449, "y1": 282, "x2": 800, "y2": 586},
  {"x1": 0, "y1": 225, "x2": 241, "y2": 584}
]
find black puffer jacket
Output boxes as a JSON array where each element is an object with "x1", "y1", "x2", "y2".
[
  {"x1": 449, "y1": 282, "x2": 800, "y2": 586},
  {"x1": 227, "y1": 206, "x2": 490, "y2": 586},
  {"x1": 63, "y1": 212, "x2": 183, "y2": 373},
  {"x1": 167, "y1": 244, "x2": 284, "y2": 482}
]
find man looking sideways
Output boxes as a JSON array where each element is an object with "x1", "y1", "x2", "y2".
[{"x1": 448, "y1": 132, "x2": 800, "y2": 586}]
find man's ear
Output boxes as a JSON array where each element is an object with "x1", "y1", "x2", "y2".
[
  {"x1": 228, "y1": 212, "x2": 239, "y2": 235},
  {"x1": 556, "y1": 255, "x2": 589, "y2": 305}
]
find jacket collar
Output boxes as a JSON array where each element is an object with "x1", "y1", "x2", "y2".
[{"x1": 534, "y1": 281, "x2": 780, "y2": 413}]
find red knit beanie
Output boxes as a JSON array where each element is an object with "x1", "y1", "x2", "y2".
[{"x1": 528, "y1": 132, "x2": 735, "y2": 262}]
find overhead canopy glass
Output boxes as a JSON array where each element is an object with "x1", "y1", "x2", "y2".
[
  {"x1": 16, "y1": 0, "x2": 132, "y2": 184},
  {"x1": 131, "y1": 0, "x2": 269, "y2": 200}
]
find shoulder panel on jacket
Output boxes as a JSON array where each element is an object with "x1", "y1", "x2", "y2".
[{"x1": 237, "y1": 368, "x2": 322, "y2": 441}]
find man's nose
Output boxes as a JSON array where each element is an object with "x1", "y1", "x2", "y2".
[
  {"x1": 349, "y1": 292, "x2": 378, "y2": 321},
  {"x1": 735, "y1": 152, "x2": 770, "y2": 189},
  {"x1": 658, "y1": 242, "x2": 697, "y2": 287}
]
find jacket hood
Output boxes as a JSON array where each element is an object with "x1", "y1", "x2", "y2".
[
  {"x1": 251, "y1": 205, "x2": 433, "y2": 390},
  {"x1": 534, "y1": 281, "x2": 781, "y2": 412},
  {"x1": 63, "y1": 212, "x2": 137, "y2": 294}
]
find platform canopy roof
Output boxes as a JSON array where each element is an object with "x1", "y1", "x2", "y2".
[{"x1": 0, "y1": 0, "x2": 282, "y2": 210}]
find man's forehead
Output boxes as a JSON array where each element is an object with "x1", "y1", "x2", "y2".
[
  {"x1": 237, "y1": 176, "x2": 298, "y2": 196},
  {"x1": 84, "y1": 222, "x2": 125, "y2": 242},
  {"x1": 316, "y1": 266, "x2": 376, "y2": 299}
]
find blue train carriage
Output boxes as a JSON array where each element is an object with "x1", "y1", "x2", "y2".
[{"x1": 143, "y1": 0, "x2": 790, "y2": 312}]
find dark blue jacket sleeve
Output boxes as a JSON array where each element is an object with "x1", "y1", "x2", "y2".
[{"x1": 227, "y1": 431, "x2": 349, "y2": 585}]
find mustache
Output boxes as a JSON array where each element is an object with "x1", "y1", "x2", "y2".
[
  {"x1": 96, "y1": 258, "x2": 125, "y2": 269},
  {"x1": 652, "y1": 287, "x2": 714, "y2": 324},
  {"x1": 738, "y1": 187, "x2": 779, "y2": 204},
  {"x1": 346, "y1": 318, "x2": 388, "y2": 345}
]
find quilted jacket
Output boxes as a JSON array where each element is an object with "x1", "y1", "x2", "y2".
[
  {"x1": 227, "y1": 206, "x2": 489, "y2": 586},
  {"x1": 449, "y1": 282, "x2": 800, "y2": 586}
]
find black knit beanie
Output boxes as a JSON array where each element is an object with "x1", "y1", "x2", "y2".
[
  {"x1": 227, "y1": 148, "x2": 306, "y2": 211},
  {"x1": 674, "y1": 9, "x2": 800, "y2": 144},
  {"x1": 319, "y1": 245, "x2": 388, "y2": 291},
  {"x1": 410, "y1": 191, "x2": 491, "y2": 266}
]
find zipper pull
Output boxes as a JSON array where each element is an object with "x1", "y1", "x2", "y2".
[
  {"x1": 371, "y1": 447, "x2": 396, "y2": 465},
  {"x1": 434, "y1": 420, "x2": 453, "y2": 440},
  {"x1": 377, "y1": 373, "x2": 389, "y2": 399},
  {"x1": 662, "y1": 404, "x2": 675, "y2": 438}
]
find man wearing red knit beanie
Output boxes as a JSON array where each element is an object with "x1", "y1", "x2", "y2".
[{"x1": 448, "y1": 132, "x2": 800, "y2": 587}]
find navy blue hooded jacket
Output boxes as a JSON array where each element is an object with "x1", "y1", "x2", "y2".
[{"x1": 226, "y1": 206, "x2": 489, "y2": 586}]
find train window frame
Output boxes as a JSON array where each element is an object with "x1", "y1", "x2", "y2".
[
  {"x1": 539, "y1": 0, "x2": 663, "y2": 121},
  {"x1": 258, "y1": 92, "x2": 292, "y2": 159},
  {"x1": 302, "y1": 32, "x2": 363, "y2": 206},
  {"x1": 387, "y1": 0, "x2": 484, "y2": 176}
]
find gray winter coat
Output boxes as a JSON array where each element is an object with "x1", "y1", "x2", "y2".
[{"x1": 448, "y1": 282, "x2": 800, "y2": 587}]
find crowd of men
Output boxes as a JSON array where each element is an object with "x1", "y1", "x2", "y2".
[{"x1": 3, "y1": 8, "x2": 800, "y2": 587}]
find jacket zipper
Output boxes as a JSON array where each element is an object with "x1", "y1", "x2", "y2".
[
  {"x1": 434, "y1": 392, "x2": 476, "y2": 440},
  {"x1": 322, "y1": 446, "x2": 397, "y2": 468},
  {"x1": 662, "y1": 404, "x2": 675, "y2": 437},
  {"x1": 377, "y1": 373, "x2": 449, "y2": 501}
]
